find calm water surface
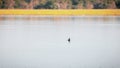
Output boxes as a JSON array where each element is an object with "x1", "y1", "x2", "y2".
[{"x1": 0, "y1": 16, "x2": 120, "y2": 68}]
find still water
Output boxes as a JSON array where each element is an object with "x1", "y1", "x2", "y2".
[{"x1": 0, "y1": 16, "x2": 120, "y2": 68}]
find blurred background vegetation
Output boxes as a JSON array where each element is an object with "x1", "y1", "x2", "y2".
[{"x1": 0, "y1": 0, "x2": 120, "y2": 9}]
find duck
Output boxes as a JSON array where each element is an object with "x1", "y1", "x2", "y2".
[{"x1": 68, "y1": 38, "x2": 70, "y2": 43}]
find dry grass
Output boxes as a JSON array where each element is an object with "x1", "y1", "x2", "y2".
[{"x1": 0, "y1": 9, "x2": 120, "y2": 16}]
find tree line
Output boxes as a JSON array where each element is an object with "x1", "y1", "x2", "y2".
[{"x1": 0, "y1": 0, "x2": 120, "y2": 9}]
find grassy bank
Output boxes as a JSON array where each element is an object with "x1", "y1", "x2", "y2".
[{"x1": 0, "y1": 9, "x2": 120, "y2": 16}]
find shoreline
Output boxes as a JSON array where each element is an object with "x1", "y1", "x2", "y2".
[{"x1": 0, "y1": 9, "x2": 120, "y2": 16}]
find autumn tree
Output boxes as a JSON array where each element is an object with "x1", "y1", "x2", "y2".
[
  {"x1": 0, "y1": 0, "x2": 15, "y2": 9},
  {"x1": 0, "y1": 0, "x2": 3, "y2": 8},
  {"x1": 115, "y1": 0, "x2": 120, "y2": 8},
  {"x1": 0, "y1": 0, "x2": 120, "y2": 9}
]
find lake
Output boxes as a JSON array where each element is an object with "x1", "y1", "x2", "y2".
[{"x1": 0, "y1": 16, "x2": 120, "y2": 68}]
